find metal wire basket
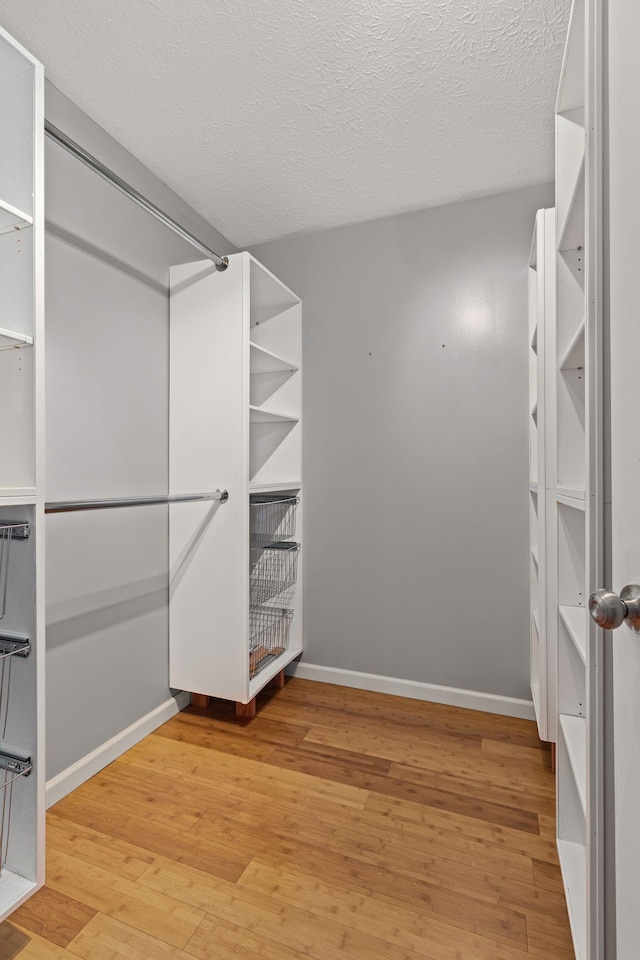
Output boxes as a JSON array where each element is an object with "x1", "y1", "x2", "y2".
[
  {"x1": 0, "y1": 744, "x2": 31, "y2": 875},
  {"x1": 250, "y1": 542, "x2": 299, "y2": 606},
  {"x1": 250, "y1": 496, "x2": 299, "y2": 549},
  {"x1": 249, "y1": 606, "x2": 293, "y2": 679},
  {"x1": 0, "y1": 522, "x2": 29, "y2": 621}
]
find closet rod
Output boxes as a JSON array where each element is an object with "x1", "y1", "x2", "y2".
[
  {"x1": 45, "y1": 491, "x2": 229, "y2": 514},
  {"x1": 44, "y1": 120, "x2": 229, "y2": 271}
]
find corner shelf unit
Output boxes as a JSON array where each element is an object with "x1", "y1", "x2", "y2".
[
  {"x1": 529, "y1": 207, "x2": 556, "y2": 744},
  {"x1": 169, "y1": 252, "x2": 302, "y2": 714},
  {"x1": 552, "y1": 2, "x2": 602, "y2": 958},
  {"x1": 0, "y1": 26, "x2": 45, "y2": 921}
]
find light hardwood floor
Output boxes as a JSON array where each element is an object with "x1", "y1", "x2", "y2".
[{"x1": 2, "y1": 678, "x2": 573, "y2": 959}]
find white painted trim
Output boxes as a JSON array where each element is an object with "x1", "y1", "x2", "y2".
[
  {"x1": 286, "y1": 662, "x2": 535, "y2": 720},
  {"x1": 45, "y1": 692, "x2": 191, "y2": 807}
]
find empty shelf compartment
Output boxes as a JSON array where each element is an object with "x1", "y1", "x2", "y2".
[
  {"x1": 559, "y1": 605, "x2": 587, "y2": 663},
  {"x1": 560, "y1": 714, "x2": 587, "y2": 817}
]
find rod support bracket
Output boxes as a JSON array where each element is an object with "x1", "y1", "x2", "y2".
[{"x1": 215, "y1": 257, "x2": 230, "y2": 272}]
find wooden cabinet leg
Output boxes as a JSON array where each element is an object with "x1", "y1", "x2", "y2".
[
  {"x1": 191, "y1": 693, "x2": 210, "y2": 708},
  {"x1": 551, "y1": 742, "x2": 557, "y2": 774},
  {"x1": 236, "y1": 698, "x2": 257, "y2": 719},
  {"x1": 270, "y1": 669, "x2": 285, "y2": 690}
]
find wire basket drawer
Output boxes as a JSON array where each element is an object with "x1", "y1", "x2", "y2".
[
  {"x1": 249, "y1": 606, "x2": 293, "y2": 679},
  {"x1": 250, "y1": 542, "x2": 299, "y2": 606},
  {"x1": 250, "y1": 496, "x2": 299, "y2": 548}
]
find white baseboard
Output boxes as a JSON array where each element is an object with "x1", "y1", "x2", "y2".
[
  {"x1": 286, "y1": 662, "x2": 535, "y2": 720},
  {"x1": 45, "y1": 691, "x2": 191, "y2": 807}
]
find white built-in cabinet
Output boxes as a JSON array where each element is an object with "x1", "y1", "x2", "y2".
[
  {"x1": 169, "y1": 253, "x2": 302, "y2": 714},
  {"x1": 532, "y1": 1, "x2": 601, "y2": 957},
  {"x1": 528, "y1": 207, "x2": 555, "y2": 745},
  {"x1": 554, "y1": 2, "x2": 603, "y2": 956},
  {"x1": 0, "y1": 26, "x2": 45, "y2": 920}
]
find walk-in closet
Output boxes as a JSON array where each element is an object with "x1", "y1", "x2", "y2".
[{"x1": 0, "y1": 2, "x2": 637, "y2": 959}]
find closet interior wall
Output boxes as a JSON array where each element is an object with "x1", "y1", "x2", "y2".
[
  {"x1": 251, "y1": 184, "x2": 553, "y2": 703},
  {"x1": 43, "y1": 83, "x2": 235, "y2": 786}
]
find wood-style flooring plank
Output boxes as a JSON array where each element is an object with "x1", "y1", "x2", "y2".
[
  {"x1": 50, "y1": 794, "x2": 249, "y2": 883},
  {"x1": 45, "y1": 815, "x2": 157, "y2": 882},
  {"x1": 262, "y1": 679, "x2": 544, "y2": 746},
  {"x1": 0, "y1": 925, "x2": 79, "y2": 960},
  {"x1": 139, "y1": 856, "x2": 431, "y2": 960},
  {"x1": 235, "y1": 857, "x2": 538, "y2": 960},
  {"x1": 9, "y1": 889, "x2": 96, "y2": 949},
  {"x1": 185, "y1": 914, "x2": 311, "y2": 960},
  {"x1": 44, "y1": 848, "x2": 205, "y2": 950},
  {"x1": 0, "y1": 678, "x2": 571, "y2": 960},
  {"x1": 66, "y1": 913, "x2": 194, "y2": 960}
]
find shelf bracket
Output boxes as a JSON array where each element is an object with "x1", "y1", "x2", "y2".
[
  {"x1": 0, "y1": 636, "x2": 30, "y2": 659},
  {"x1": 0, "y1": 522, "x2": 29, "y2": 541},
  {"x1": 0, "y1": 747, "x2": 31, "y2": 778}
]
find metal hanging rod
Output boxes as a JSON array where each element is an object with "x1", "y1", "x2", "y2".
[
  {"x1": 45, "y1": 491, "x2": 229, "y2": 515},
  {"x1": 44, "y1": 120, "x2": 229, "y2": 272}
]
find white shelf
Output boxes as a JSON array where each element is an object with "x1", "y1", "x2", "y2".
[
  {"x1": 170, "y1": 251, "x2": 302, "y2": 707},
  {"x1": 0, "y1": 327, "x2": 33, "y2": 350},
  {"x1": 248, "y1": 645, "x2": 302, "y2": 700},
  {"x1": 560, "y1": 604, "x2": 587, "y2": 663},
  {"x1": 530, "y1": 399, "x2": 538, "y2": 422},
  {"x1": 0, "y1": 198, "x2": 32, "y2": 236},
  {"x1": 529, "y1": 481, "x2": 538, "y2": 493},
  {"x1": 555, "y1": 485, "x2": 586, "y2": 506},
  {"x1": 560, "y1": 714, "x2": 587, "y2": 817},
  {"x1": 531, "y1": 545, "x2": 539, "y2": 568},
  {"x1": 250, "y1": 404, "x2": 299, "y2": 424},
  {"x1": 560, "y1": 318, "x2": 586, "y2": 371},
  {"x1": 0, "y1": 870, "x2": 38, "y2": 924},
  {"x1": 532, "y1": 609, "x2": 539, "y2": 634},
  {"x1": 250, "y1": 342, "x2": 298, "y2": 376},
  {"x1": 556, "y1": 492, "x2": 586, "y2": 512},
  {"x1": 0, "y1": 487, "x2": 36, "y2": 502},
  {"x1": 249, "y1": 481, "x2": 301, "y2": 493},
  {"x1": 557, "y1": 839, "x2": 587, "y2": 960},
  {"x1": 530, "y1": 326, "x2": 538, "y2": 353}
]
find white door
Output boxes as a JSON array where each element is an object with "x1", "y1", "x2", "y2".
[{"x1": 593, "y1": 4, "x2": 640, "y2": 956}]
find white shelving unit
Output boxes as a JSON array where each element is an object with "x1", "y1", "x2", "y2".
[
  {"x1": 529, "y1": 207, "x2": 556, "y2": 743},
  {"x1": 0, "y1": 26, "x2": 45, "y2": 920},
  {"x1": 552, "y1": 1, "x2": 602, "y2": 957},
  {"x1": 169, "y1": 252, "x2": 302, "y2": 715}
]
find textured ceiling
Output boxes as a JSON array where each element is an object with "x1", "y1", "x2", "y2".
[{"x1": 0, "y1": 0, "x2": 569, "y2": 245}]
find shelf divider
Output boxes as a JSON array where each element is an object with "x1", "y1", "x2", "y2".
[{"x1": 250, "y1": 404, "x2": 299, "y2": 424}]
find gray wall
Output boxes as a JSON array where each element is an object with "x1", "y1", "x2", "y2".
[
  {"x1": 45, "y1": 83, "x2": 235, "y2": 781},
  {"x1": 252, "y1": 184, "x2": 553, "y2": 702}
]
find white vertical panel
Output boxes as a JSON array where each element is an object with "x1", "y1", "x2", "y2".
[
  {"x1": 169, "y1": 257, "x2": 249, "y2": 701},
  {"x1": 607, "y1": 0, "x2": 640, "y2": 955}
]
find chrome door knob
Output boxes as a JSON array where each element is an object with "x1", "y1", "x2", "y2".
[{"x1": 588, "y1": 585, "x2": 640, "y2": 633}]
